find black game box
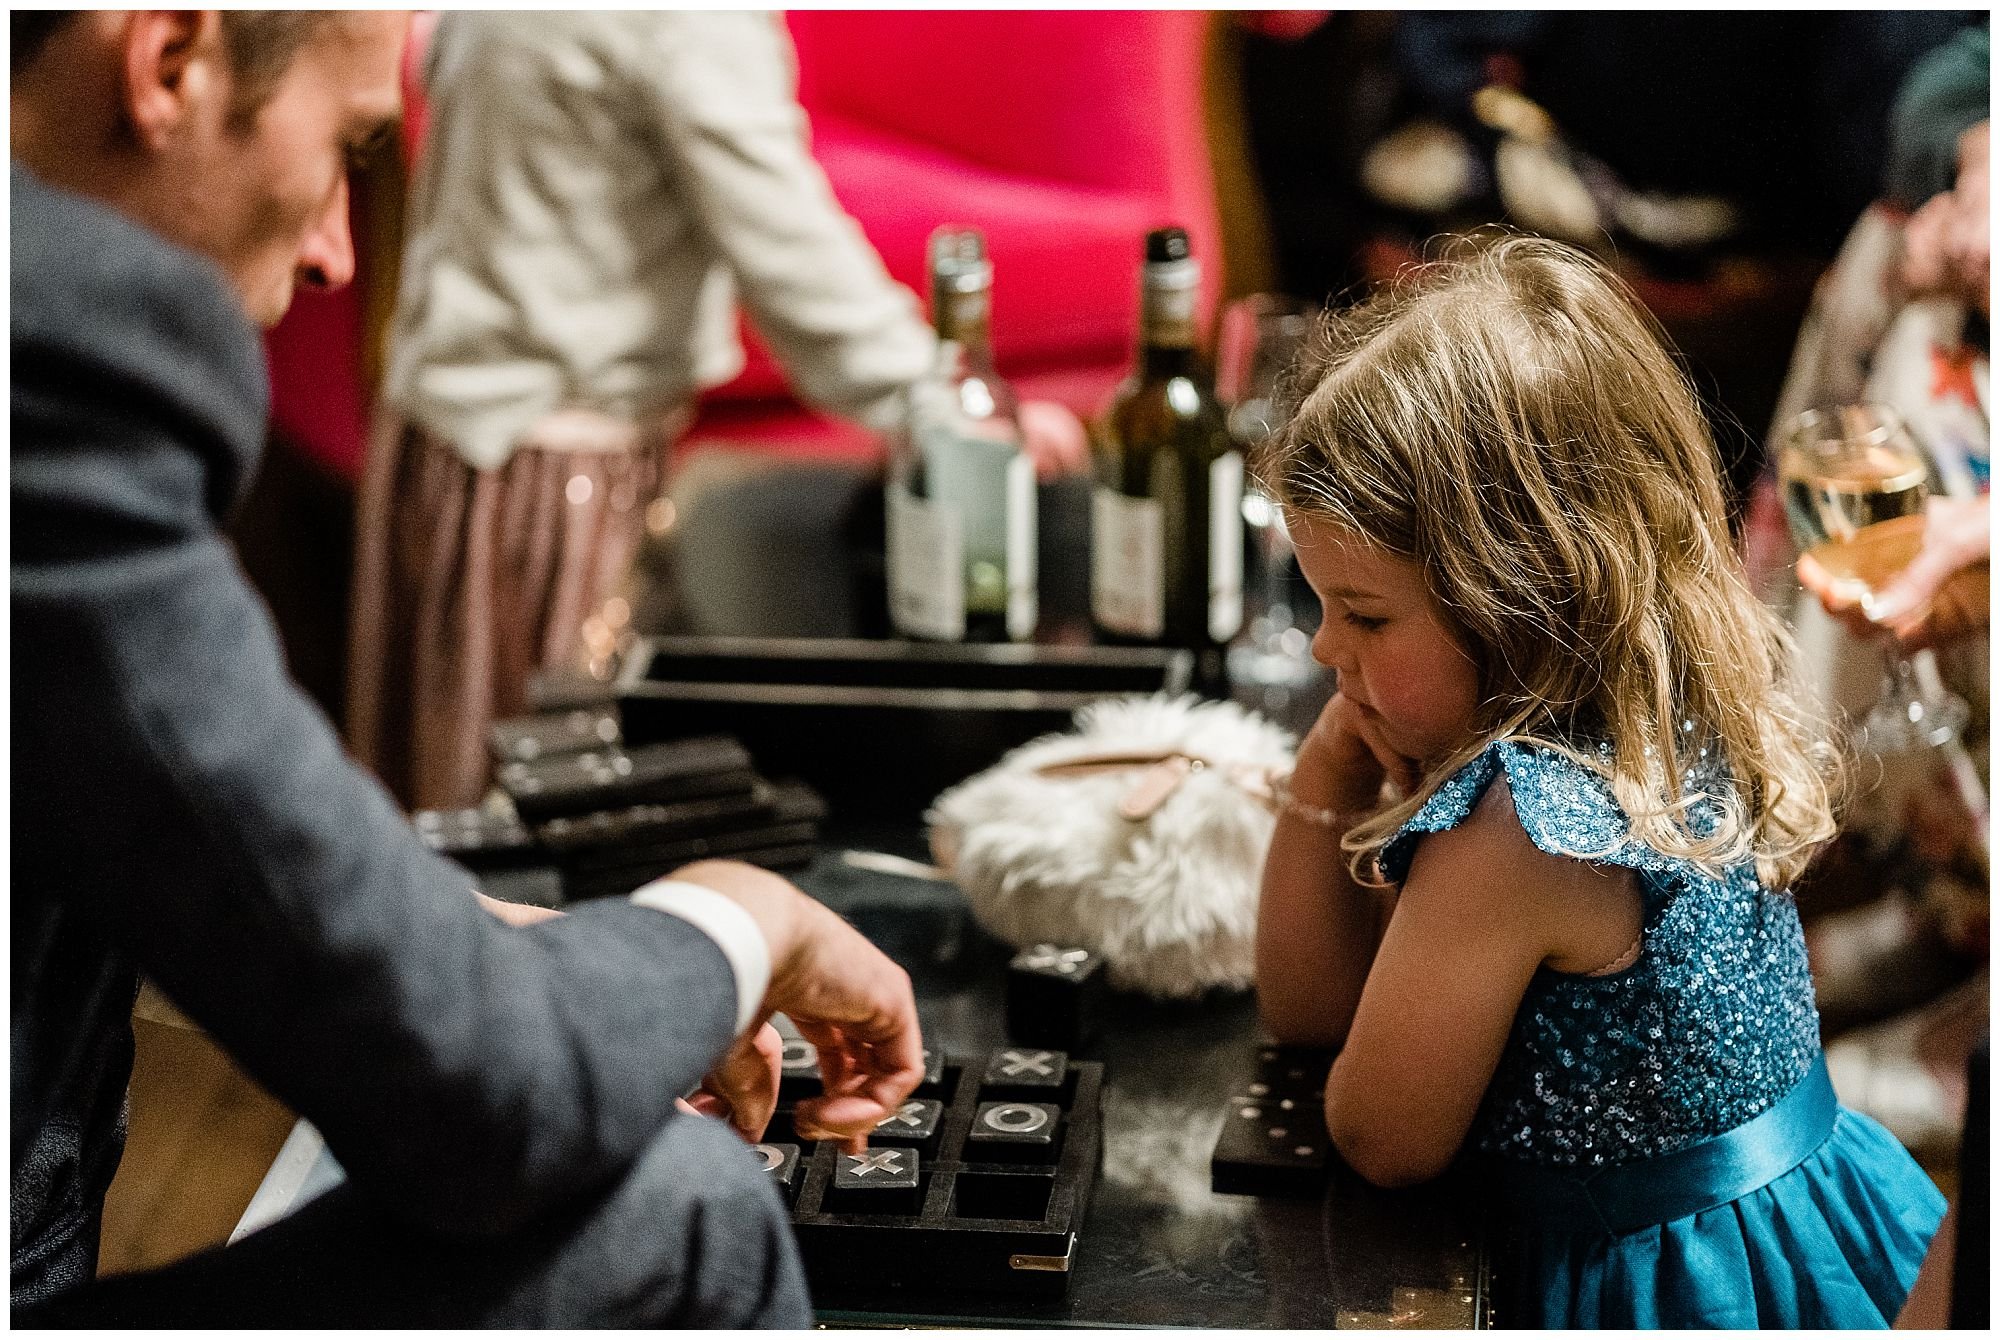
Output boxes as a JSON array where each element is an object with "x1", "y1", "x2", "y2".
[
  {"x1": 614, "y1": 635, "x2": 1193, "y2": 817},
  {"x1": 756, "y1": 1045, "x2": 1103, "y2": 1299}
]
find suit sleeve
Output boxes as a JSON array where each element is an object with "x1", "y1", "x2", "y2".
[{"x1": 10, "y1": 225, "x2": 741, "y2": 1237}]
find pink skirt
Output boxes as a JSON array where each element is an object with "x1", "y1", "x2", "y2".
[{"x1": 344, "y1": 417, "x2": 670, "y2": 812}]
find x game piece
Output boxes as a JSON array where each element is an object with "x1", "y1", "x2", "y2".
[
  {"x1": 981, "y1": 1047, "x2": 1068, "y2": 1099},
  {"x1": 829, "y1": 1146, "x2": 923, "y2": 1214},
  {"x1": 873, "y1": 1098, "x2": 944, "y2": 1150},
  {"x1": 1005, "y1": 943, "x2": 1105, "y2": 1051}
]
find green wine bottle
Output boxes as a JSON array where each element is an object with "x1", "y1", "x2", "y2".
[{"x1": 1090, "y1": 227, "x2": 1243, "y2": 684}]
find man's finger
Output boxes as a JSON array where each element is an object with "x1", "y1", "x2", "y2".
[{"x1": 695, "y1": 1024, "x2": 783, "y2": 1142}]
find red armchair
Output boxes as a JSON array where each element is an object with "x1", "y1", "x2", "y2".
[
  {"x1": 273, "y1": 11, "x2": 1225, "y2": 480},
  {"x1": 686, "y1": 10, "x2": 1226, "y2": 460}
]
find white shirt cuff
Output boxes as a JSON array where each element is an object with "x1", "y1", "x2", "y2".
[{"x1": 629, "y1": 878, "x2": 771, "y2": 1036}]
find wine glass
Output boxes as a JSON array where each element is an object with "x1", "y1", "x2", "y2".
[
  {"x1": 1215, "y1": 294, "x2": 1322, "y2": 725},
  {"x1": 1777, "y1": 404, "x2": 1970, "y2": 753}
]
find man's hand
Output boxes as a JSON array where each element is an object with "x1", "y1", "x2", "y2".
[
  {"x1": 671, "y1": 861, "x2": 925, "y2": 1153},
  {"x1": 1019, "y1": 399, "x2": 1091, "y2": 480},
  {"x1": 475, "y1": 891, "x2": 565, "y2": 927},
  {"x1": 681, "y1": 1021, "x2": 785, "y2": 1142},
  {"x1": 1798, "y1": 495, "x2": 1990, "y2": 652}
]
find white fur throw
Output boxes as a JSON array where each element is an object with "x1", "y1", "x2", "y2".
[{"x1": 927, "y1": 695, "x2": 1296, "y2": 1000}]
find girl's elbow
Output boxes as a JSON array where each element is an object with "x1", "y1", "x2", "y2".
[
  {"x1": 1332, "y1": 1136, "x2": 1448, "y2": 1189},
  {"x1": 1326, "y1": 1112, "x2": 1451, "y2": 1188},
  {"x1": 1254, "y1": 983, "x2": 1348, "y2": 1048},
  {"x1": 1257, "y1": 1002, "x2": 1339, "y2": 1048}
]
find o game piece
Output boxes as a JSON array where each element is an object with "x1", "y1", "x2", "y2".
[
  {"x1": 750, "y1": 1141, "x2": 802, "y2": 1203},
  {"x1": 968, "y1": 1101, "x2": 1061, "y2": 1163}
]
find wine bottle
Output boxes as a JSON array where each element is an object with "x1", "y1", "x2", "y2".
[
  {"x1": 1090, "y1": 227, "x2": 1243, "y2": 684},
  {"x1": 885, "y1": 226, "x2": 1037, "y2": 642}
]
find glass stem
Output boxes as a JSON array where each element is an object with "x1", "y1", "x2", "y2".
[{"x1": 1881, "y1": 645, "x2": 1921, "y2": 710}]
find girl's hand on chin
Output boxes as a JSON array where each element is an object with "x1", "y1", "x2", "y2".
[{"x1": 1306, "y1": 691, "x2": 1421, "y2": 809}]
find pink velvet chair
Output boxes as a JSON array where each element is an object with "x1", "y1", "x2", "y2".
[
  {"x1": 686, "y1": 10, "x2": 1226, "y2": 459},
  {"x1": 276, "y1": 11, "x2": 1224, "y2": 479}
]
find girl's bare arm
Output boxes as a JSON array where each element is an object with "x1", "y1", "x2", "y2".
[
  {"x1": 1322, "y1": 778, "x2": 1640, "y2": 1186},
  {"x1": 1255, "y1": 694, "x2": 1405, "y2": 1046}
]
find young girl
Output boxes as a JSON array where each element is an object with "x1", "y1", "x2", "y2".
[{"x1": 1253, "y1": 236, "x2": 1945, "y2": 1328}]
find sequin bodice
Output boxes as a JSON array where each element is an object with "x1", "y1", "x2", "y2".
[{"x1": 1381, "y1": 741, "x2": 1821, "y2": 1169}]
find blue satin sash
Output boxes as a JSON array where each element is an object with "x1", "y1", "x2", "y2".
[{"x1": 1484, "y1": 1053, "x2": 1838, "y2": 1237}]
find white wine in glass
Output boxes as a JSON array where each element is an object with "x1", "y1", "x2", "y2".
[
  {"x1": 1777, "y1": 404, "x2": 1967, "y2": 752},
  {"x1": 1778, "y1": 409, "x2": 1928, "y2": 613}
]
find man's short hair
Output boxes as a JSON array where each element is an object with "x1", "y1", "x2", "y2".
[
  {"x1": 10, "y1": 10, "x2": 334, "y2": 126},
  {"x1": 215, "y1": 10, "x2": 336, "y2": 127},
  {"x1": 9, "y1": 10, "x2": 74, "y2": 72}
]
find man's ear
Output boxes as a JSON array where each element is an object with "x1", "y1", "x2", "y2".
[{"x1": 118, "y1": 10, "x2": 226, "y2": 150}]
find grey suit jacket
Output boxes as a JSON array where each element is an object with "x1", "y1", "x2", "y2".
[{"x1": 10, "y1": 163, "x2": 741, "y2": 1301}]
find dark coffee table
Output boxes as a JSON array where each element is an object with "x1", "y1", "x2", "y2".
[{"x1": 791, "y1": 827, "x2": 1489, "y2": 1329}]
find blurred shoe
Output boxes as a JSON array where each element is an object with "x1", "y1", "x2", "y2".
[
  {"x1": 1359, "y1": 119, "x2": 1488, "y2": 218},
  {"x1": 1474, "y1": 84, "x2": 1740, "y2": 259},
  {"x1": 1493, "y1": 134, "x2": 1604, "y2": 248},
  {"x1": 1825, "y1": 969, "x2": 1987, "y2": 1157}
]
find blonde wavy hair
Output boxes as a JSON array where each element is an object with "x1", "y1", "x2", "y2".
[{"x1": 1255, "y1": 235, "x2": 1842, "y2": 890}]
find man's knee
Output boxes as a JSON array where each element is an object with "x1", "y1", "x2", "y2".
[{"x1": 582, "y1": 1114, "x2": 809, "y2": 1327}]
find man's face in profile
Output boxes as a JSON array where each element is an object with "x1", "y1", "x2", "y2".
[{"x1": 185, "y1": 13, "x2": 406, "y2": 327}]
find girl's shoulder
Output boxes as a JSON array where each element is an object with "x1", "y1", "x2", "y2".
[{"x1": 1380, "y1": 739, "x2": 1648, "y2": 887}]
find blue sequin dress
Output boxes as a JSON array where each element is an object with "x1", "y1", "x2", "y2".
[{"x1": 1382, "y1": 740, "x2": 1945, "y2": 1328}]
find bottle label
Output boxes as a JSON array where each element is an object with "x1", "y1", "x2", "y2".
[
  {"x1": 1141, "y1": 257, "x2": 1201, "y2": 349},
  {"x1": 1092, "y1": 485, "x2": 1165, "y2": 638},
  {"x1": 937, "y1": 287, "x2": 991, "y2": 347},
  {"x1": 887, "y1": 482, "x2": 965, "y2": 640},
  {"x1": 1005, "y1": 452, "x2": 1037, "y2": 640},
  {"x1": 1209, "y1": 451, "x2": 1245, "y2": 642}
]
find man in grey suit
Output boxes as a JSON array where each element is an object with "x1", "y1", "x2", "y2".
[{"x1": 11, "y1": 11, "x2": 923, "y2": 1324}]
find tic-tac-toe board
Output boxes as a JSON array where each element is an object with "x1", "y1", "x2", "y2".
[{"x1": 752, "y1": 1043, "x2": 1103, "y2": 1298}]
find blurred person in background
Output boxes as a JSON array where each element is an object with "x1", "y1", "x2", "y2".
[
  {"x1": 1749, "y1": 22, "x2": 1988, "y2": 1167},
  {"x1": 347, "y1": 10, "x2": 1087, "y2": 813}
]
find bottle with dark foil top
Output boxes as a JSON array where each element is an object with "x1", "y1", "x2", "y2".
[
  {"x1": 1089, "y1": 226, "x2": 1243, "y2": 687},
  {"x1": 885, "y1": 226, "x2": 1037, "y2": 642}
]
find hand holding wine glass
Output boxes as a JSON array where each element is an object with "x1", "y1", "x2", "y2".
[
  {"x1": 1798, "y1": 494, "x2": 1990, "y2": 653},
  {"x1": 1777, "y1": 404, "x2": 1970, "y2": 751},
  {"x1": 1780, "y1": 404, "x2": 1986, "y2": 865}
]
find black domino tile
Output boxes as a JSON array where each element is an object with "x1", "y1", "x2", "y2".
[
  {"x1": 1209, "y1": 1043, "x2": 1339, "y2": 1198},
  {"x1": 1210, "y1": 1097, "x2": 1331, "y2": 1196}
]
